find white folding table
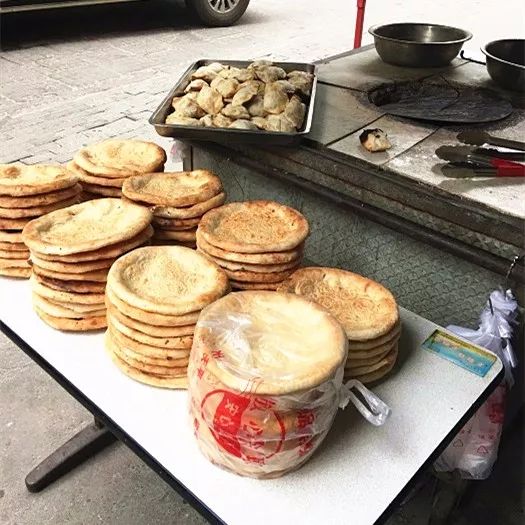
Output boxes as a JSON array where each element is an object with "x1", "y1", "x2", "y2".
[{"x1": 0, "y1": 277, "x2": 503, "y2": 525}]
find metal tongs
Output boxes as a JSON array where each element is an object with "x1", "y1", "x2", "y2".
[
  {"x1": 436, "y1": 142, "x2": 525, "y2": 179},
  {"x1": 457, "y1": 131, "x2": 525, "y2": 152}
]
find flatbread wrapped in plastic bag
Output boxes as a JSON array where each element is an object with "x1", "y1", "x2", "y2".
[{"x1": 188, "y1": 291, "x2": 390, "y2": 478}]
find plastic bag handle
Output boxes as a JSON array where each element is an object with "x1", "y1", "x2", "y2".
[{"x1": 339, "y1": 379, "x2": 391, "y2": 426}]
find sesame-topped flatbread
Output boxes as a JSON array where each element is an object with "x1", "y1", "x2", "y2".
[
  {"x1": 22, "y1": 198, "x2": 152, "y2": 255},
  {"x1": 74, "y1": 140, "x2": 166, "y2": 178},
  {"x1": 122, "y1": 170, "x2": 222, "y2": 207},
  {"x1": 277, "y1": 267, "x2": 399, "y2": 341},
  {"x1": 33, "y1": 225, "x2": 153, "y2": 263},
  {"x1": 0, "y1": 184, "x2": 82, "y2": 209},
  {"x1": 193, "y1": 291, "x2": 348, "y2": 395},
  {"x1": 198, "y1": 200, "x2": 309, "y2": 254},
  {"x1": 196, "y1": 230, "x2": 303, "y2": 264},
  {"x1": 0, "y1": 164, "x2": 78, "y2": 197},
  {"x1": 107, "y1": 246, "x2": 229, "y2": 315},
  {"x1": 151, "y1": 192, "x2": 226, "y2": 219}
]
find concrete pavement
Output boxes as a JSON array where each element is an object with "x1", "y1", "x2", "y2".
[{"x1": 1, "y1": 1, "x2": 524, "y2": 523}]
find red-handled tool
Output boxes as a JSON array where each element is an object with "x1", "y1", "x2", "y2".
[
  {"x1": 489, "y1": 158, "x2": 525, "y2": 177},
  {"x1": 436, "y1": 145, "x2": 525, "y2": 178}
]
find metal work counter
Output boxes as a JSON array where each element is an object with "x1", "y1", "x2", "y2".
[{"x1": 182, "y1": 46, "x2": 525, "y2": 327}]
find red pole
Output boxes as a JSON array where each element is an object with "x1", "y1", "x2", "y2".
[{"x1": 354, "y1": 0, "x2": 367, "y2": 49}]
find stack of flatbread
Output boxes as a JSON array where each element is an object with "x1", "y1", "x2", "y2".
[
  {"x1": 196, "y1": 200, "x2": 309, "y2": 290},
  {"x1": 122, "y1": 170, "x2": 225, "y2": 247},
  {"x1": 22, "y1": 199, "x2": 153, "y2": 331},
  {"x1": 105, "y1": 246, "x2": 229, "y2": 389},
  {"x1": 278, "y1": 267, "x2": 400, "y2": 384},
  {"x1": 189, "y1": 291, "x2": 348, "y2": 478},
  {"x1": 68, "y1": 139, "x2": 166, "y2": 199},
  {"x1": 0, "y1": 164, "x2": 82, "y2": 279}
]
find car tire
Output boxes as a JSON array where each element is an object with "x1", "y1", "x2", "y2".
[{"x1": 186, "y1": 0, "x2": 250, "y2": 27}]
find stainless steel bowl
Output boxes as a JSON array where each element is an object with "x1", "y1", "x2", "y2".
[
  {"x1": 482, "y1": 39, "x2": 525, "y2": 92},
  {"x1": 369, "y1": 23, "x2": 472, "y2": 68}
]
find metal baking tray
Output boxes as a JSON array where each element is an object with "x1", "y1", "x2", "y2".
[{"x1": 149, "y1": 59, "x2": 318, "y2": 146}]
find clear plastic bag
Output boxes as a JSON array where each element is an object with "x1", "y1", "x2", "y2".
[
  {"x1": 434, "y1": 289, "x2": 518, "y2": 480},
  {"x1": 188, "y1": 291, "x2": 391, "y2": 478}
]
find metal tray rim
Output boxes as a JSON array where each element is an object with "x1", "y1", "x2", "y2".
[{"x1": 149, "y1": 58, "x2": 318, "y2": 144}]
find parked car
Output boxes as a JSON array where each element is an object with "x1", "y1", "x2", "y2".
[{"x1": 0, "y1": 0, "x2": 250, "y2": 26}]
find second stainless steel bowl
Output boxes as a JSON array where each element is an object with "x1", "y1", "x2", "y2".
[
  {"x1": 369, "y1": 23, "x2": 472, "y2": 67},
  {"x1": 482, "y1": 39, "x2": 525, "y2": 91}
]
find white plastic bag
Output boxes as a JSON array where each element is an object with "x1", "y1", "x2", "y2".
[{"x1": 434, "y1": 289, "x2": 518, "y2": 480}]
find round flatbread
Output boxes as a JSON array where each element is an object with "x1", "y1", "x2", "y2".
[
  {"x1": 30, "y1": 253, "x2": 116, "y2": 274},
  {"x1": 41, "y1": 296, "x2": 105, "y2": 314},
  {"x1": 33, "y1": 293, "x2": 106, "y2": 319},
  {"x1": 198, "y1": 201, "x2": 309, "y2": 254},
  {"x1": 0, "y1": 249, "x2": 29, "y2": 259},
  {"x1": 33, "y1": 265, "x2": 108, "y2": 282},
  {"x1": 196, "y1": 229, "x2": 303, "y2": 264},
  {"x1": 222, "y1": 267, "x2": 296, "y2": 283},
  {"x1": 345, "y1": 346, "x2": 393, "y2": 367},
  {"x1": 346, "y1": 338, "x2": 399, "y2": 360},
  {"x1": 108, "y1": 326, "x2": 191, "y2": 359},
  {"x1": 277, "y1": 267, "x2": 399, "y2": 341},
  {"x1": 111, "y1": 338, "x2": 189, "y2": 366},
  {"x1": 152, "y1": 216, "x2": 201, "y2": 229},
  {"x1": 344, "y1": 348, "x2": 397, "y2": 385},
  {"x1": 0, "y1": 164, "x2": 78, "y2": 196},
  {"x1": 0, "y1": 266, "x2": 31, "y2": 278},
  {"x1": 0, "y1": 217, "x2": 31, "y2": 229},
  {"x1": 80, "y1": 183, "x2": 122, "y2": 197},
  {"x1": 107, "y1": 340, "x2": 188, "y2": 389},
  {"x1": 0, "y1": 230, "x2": 23, "y2": 243},
  {"x1": 152, "y1": 192, "x2": 226, "y2": 219},
  {"x1": 107, "y1": 305, "x2": 195, "y2": 337},
  {"x1": 345, "y1": 344, "x2": 398, "y2": 375},
  {"x1": 0, "y1": 257, "x2": 30, "y2": 268},
  {"x1": 74, "y1": 140, "x2": 166, "y2": 178},
  {"x1": 0, "y1": 241, "x2": 27, "y2": 251},
  {"x1": 229, "y1": 281, "x2": 279, "y2": 290},
  {"x1": 194, "y1": 291, "x2": 348, "y2": 395},
  {"x1": 105, "y1": 286, "x2": 200, "y2": 327},
  {"x1": 30, "y1": 275, "x2": 105, "y2": 305},
  {"x1": 199, "y1": 251, "x2": 300, "y2": 273},
  {"x1": 34, "y1": 306, "x2": 107, "y2": 331},
  {"x1": 0, "y1": 196, "x2": 80, "y2": 219},
  {"x1": 33, "y1": 272, "x2": 106, "y2": 294},
  {"x1": 0, "y1": 184, "x2": 82, "y2": 209},
  {"x1": 123, "y1": 170, "x2": 222, "y2": 207},
  {"x1": 347, "y1": 321, "x2": 401, "y2": 351},
  {"x1": 111, "y1": 343, "x2": 189, "y2": 374},
  {"x1": 32, "y1": 225, "x2": 153, "y2": 263},
  {"x1": 108, "y1": 315, "x2": 193, "y2": 349},
  {"x1": 22, "y1": 198, "x2": 152, "y2": 255},
  {"x1": 67, "y1": 162, "x2": 126, "y2": 187},
  {"x1": 153, "y1": 229, "x2": 196, "y2": 242},
  {"x1": 108, "y1": 246, "x2": 228, "y2": 315}
]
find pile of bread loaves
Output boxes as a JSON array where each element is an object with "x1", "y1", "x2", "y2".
[
  {"x1": 122, "y1": 169, "x2": 225, "y2": 248},
  {"x1": 196, "y1": 200, "x2": 308, "y2": 290},
  {"x1": 68, "y1": 139, "x2": 166, "y2": 198},
  {"x1": 0, "y1": 165, "x2": 82, "y2": 278},
  {"x1": 278, "y1": 267, "x2": 400, "y2": 384},
  {"x1": 105, "y1": 246, "x2": 229, "y2": 389},
  {"x1": 165, "y1": 61, "x2": 313, "y2": 132},
  {"x1": 23, "y1": 199, "x2": 153, "y2": 331}
]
